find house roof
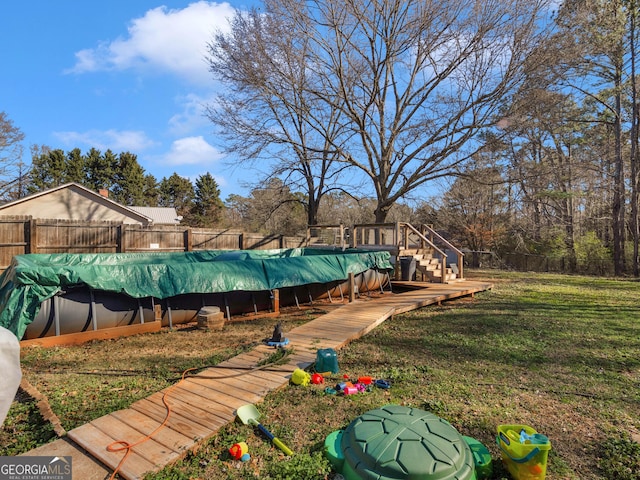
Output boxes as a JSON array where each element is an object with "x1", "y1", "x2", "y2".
[
  {"x1": 129, "y1": 206, "x2": 182, "y2": 225},
  {"x1": 0, "y1": 183, "x2": 153, "y2": 224}
]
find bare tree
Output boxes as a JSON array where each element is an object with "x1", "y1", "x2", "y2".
[
  {"x1": 439, "y1": 159, "x2": 510, "y2": 254},
  {"x1": 0, "y1": 112, "x2": 26, "y2": 201},
  {"x1": 256, "y1": 0, "x2": 554, "y2": 222},
  {"x1": 206, "y1": 7, "x2": 354, "y2": 226}
]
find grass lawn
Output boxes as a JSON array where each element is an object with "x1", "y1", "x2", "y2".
[{"x1": 2, "y1": 270, "x2": 639, "y2": 479}]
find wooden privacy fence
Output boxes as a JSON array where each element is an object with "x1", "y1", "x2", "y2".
[{"x1": 0, "y1": 216, "x2": 307, "y2": 272}]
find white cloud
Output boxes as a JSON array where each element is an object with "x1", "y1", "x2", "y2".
[
  {"x1": 160, "y1": 136, "x2": 223, "y2": 165},
  {"x1": 67, "y1": 1, "x2": 235, "y2": 85},
  {"x1": 168, "y1": 93, "x2": 212, "y2": 135},
  {"x1": 53, "y1": 129, "x2": 157, "y2": 152},
  {"x1": 185, "y1": 170, "x2": 228, "y2": 188}
]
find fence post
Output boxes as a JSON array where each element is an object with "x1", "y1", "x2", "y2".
[
  {"x1": 27, "y1": 218, "x2": 37, "y2": 254},
  {"x1": 185, "y1": 228, "x2": 193, "y2": 251},
  {"x1": 348, "y1": 272, "x2": 356, "y2": 302},
  {"x1": 239, "y1": 233, "x2": 244, "y2": 250},
  {"x1": 118, "y1": 224, "x2": 127, "y2": 253},
  {"x1": 271, "y1": 289, "x2": 280, "y2": 313}
]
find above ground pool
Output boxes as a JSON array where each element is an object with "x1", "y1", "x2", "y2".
[{"x1": 0, "y1": 248, "x2": 393, "y2": 340}]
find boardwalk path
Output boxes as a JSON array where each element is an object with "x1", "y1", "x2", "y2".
[{"x1": 23, "y1": 280, "x2": 492, "y2": 480}]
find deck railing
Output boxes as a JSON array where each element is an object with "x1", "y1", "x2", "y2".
[{"x1": 307, "y1": 222, "x2": 464, "y2": 283}]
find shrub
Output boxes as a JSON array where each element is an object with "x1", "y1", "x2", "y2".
[{"x1": 574, "y1": 232, "x2": 612, "y2": 275}]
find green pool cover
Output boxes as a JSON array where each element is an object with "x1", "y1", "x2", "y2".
[{"x1": 0, "y1": 248, "x2": 393, "y2": 340}]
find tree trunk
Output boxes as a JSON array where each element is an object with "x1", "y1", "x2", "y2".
[
  {"x1": 374, "y1": 205, "x2": 389, "y2": 224},
  {"x1": 562, "y1": 146, "x2": 577, "y2": 272},
  {"x1": 613, "y1": 66, "x2": 626, "y2": 276},
  {"x1": 630, "y1": 2, "x2": 640, "y2": 277},
  {"x1": 307, "y1": 187, "x2": 319, "y2": 227}
]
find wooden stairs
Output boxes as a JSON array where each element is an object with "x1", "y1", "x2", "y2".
[
  {"x1": 401, "y1": 250, "x2": 459, "y2": 283},
  {"x1": 348, "y1": 222, "x2": 465, "y2": 284}
]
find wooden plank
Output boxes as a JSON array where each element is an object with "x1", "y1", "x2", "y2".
[
  {"x1": 304, "y1": 321, "x2": 375, "y2": 336},
  {"x1": 215, "y1": 352, "x2": 297, "y2": 373},
  {"x1": 290, "y1": 323, "x2": 352, "y2": 338},
  {"x1": 67, "y1": 423, "x2": 156, "y2": 480},
  {"x1": 315, "y1": 314, "x2": 382, "y2": 325},
  {"x1": 130, "y1": 397, "x2": 214, "y2": 441},
  {"x1": 283, "y1": 334, "x2": 334, "y2": 348},
  {"x1": 174, "y1": 380, "x2": 259, "y2": 410},
  {"x1": 109, "y1": 409, "x2": 194, "y2": 455},
  {"x1": 234, "y1": 349, "x2": 275, "y2": 364},
  {"x1": 19, "y1": 438, "x2": 111, "y2": 480},
  {"x1": 289, "y1": 325, "x2": 342, "y2": 340},
  {"x1": 288, "y1": 336, "x2": 331, "y2": 350},
  {"x1": 216, "y1": 350, "x2": 268, "y2": 367},
  {"x1": 278, "y1": 351, "x2": 317, "y2": 370},
  {"x1": 280, "y1": 334, "x2": 337, "y2": 351},
  {"x1": 20, "y1": 322, "x2": 161, "y2": 348},
  {"x1": 192, "y1": 366, "x2": 285, "y2": 393},
  {"x1": 226, "y1": 349, "x2": 316, "y2": 374},
  {"x1": 139, "y1": 391, "x2": 234, "y2": 429},
  {"x1": 228, "y1": 344, "x2": 302, "y2": 368},
  {"x1": 90, "y1": 413, "x2": 183, "y2": 469},
  {"x1": 305, "y1": 314, "x2": 393, "y2": 341},
  {"x1": 197, "y1": 363, "x2": 291, "y2": 385},
  {"x1": 183, "y1": 375, "x2": 269, "y2": 401}
]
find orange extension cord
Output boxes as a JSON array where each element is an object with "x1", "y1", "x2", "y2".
[
  {"x1": 105, "y1": 351, "x2": 291, "y2": 480},
  {"x1": 106, "y1": 366, "x2": 197, "y2": 480}
]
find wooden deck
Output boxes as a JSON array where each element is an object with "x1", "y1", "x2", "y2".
[{"x1": 21, "y1": 279, "x2": 492, "y2": 480}]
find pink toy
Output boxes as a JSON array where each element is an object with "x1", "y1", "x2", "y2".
[{"x1": 343, "y1": 386, "x2": 358, "y2": 395}]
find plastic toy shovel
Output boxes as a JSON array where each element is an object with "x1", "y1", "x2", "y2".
[{"x1": 236, "y1": 403, "x2": 293, "y2": 456}]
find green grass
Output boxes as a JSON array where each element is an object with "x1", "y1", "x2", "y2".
[{"x1": 3, "y1": 271, "x2": 640, "y2": 479}]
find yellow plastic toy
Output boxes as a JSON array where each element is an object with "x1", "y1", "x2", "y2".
[{"x1": 291, "y1": 368, "x2": 311, "y2": 386}]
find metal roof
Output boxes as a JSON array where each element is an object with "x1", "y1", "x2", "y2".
[{"x1": 128, "y1": 206, "x2": 182, "y2": 225}]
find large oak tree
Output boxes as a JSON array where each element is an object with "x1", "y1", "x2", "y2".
[{"x1": 208, "y1": 0, "x2": 553, "y2": 223}]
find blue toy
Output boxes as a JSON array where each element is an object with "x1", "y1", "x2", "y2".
[
  {"x1": 374, "y1": 379, "x2": 391, "y2": 389},
  {"x1": 520, "y1": 429, "x2": 549, "y2": 445},
  {"x1": 266, "y1": 338, "x2": 289, "y2": 347}
]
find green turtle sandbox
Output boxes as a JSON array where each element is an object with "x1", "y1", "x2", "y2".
[{"x1": 325, "y1": 404, "x2": 477, "y2": 480}]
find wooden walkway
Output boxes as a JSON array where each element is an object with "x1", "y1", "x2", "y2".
[{"x1": 22, "y1": 280, "x2": 492, "y2": 480}]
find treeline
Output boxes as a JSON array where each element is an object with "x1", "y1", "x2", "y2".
[
  {"x1": 9, "y1": 145, "x2": 638, "y2": 277},
  {"x1": 17, "y1": 145, "x2": 413, "y2": 236},
  {"x1": 27, "y1": 147, "x2": 224, "y2": 227}
]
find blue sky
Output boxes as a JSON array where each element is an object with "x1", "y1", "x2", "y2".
[{"x1": 1, "y1": 1, "x2": 258, "y2": 200}]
